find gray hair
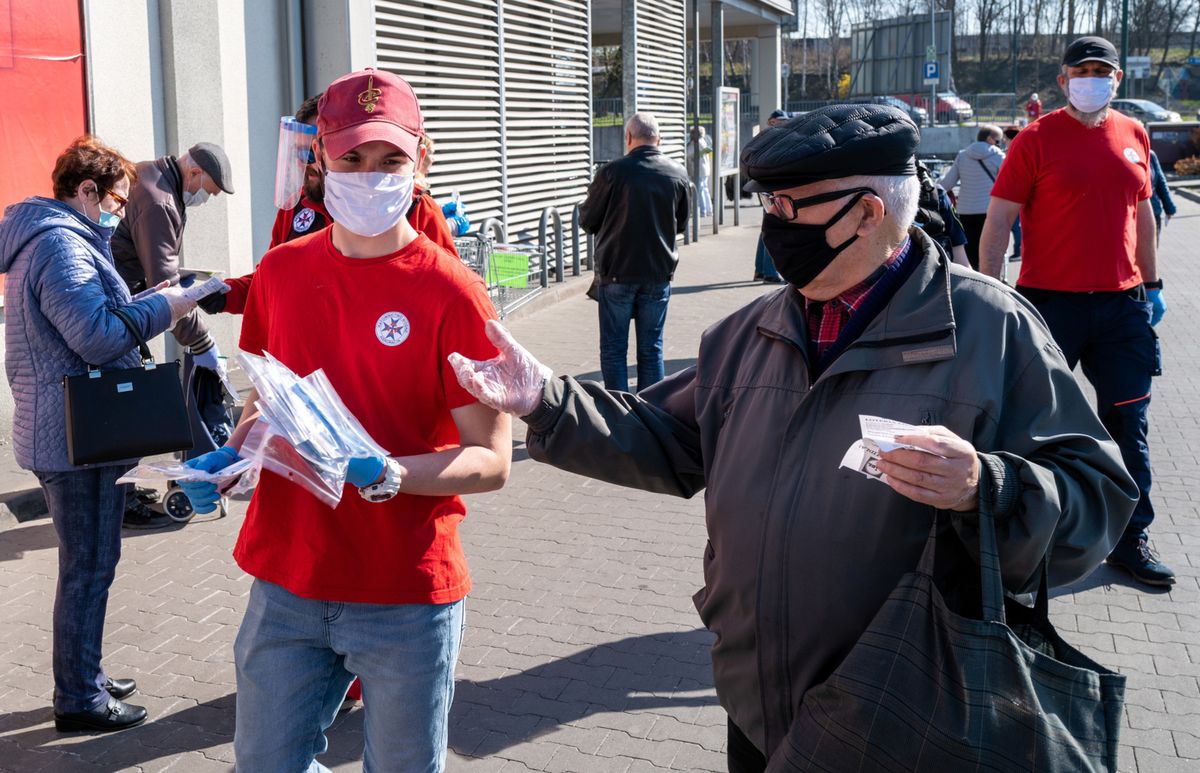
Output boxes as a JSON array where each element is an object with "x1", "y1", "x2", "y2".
[
  {"x1": 626, "y1": 112, "x2": 660, "y2": 140},
  {"x1": 842, "y1": 174, "x2": 921, "y2": 233}
]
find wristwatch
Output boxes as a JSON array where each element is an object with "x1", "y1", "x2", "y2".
[
  {"x1": 1144, "y1": 278, "x2": 1163, "y2": 290},
  {"x1": 358, "y1": 457, "x2": 403, "y2": 503}
]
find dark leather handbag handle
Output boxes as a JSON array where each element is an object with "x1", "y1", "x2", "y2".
[{"x1": 104, "y1": 306, "x2": 155, "y2": 367}]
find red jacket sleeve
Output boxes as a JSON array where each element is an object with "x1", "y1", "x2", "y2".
[
  {"x1": 407, "y1": 191, "x2": 459, "y2": 258},
  {"x1": 270, "y1": 208, "x2": 290, "y2": 250},
  {"x1": 222, "y1": 273, "x2": 254, "y2": 315}
]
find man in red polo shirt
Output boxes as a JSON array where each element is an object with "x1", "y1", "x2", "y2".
[
  {"x1": 180, "y1": 68, "x2": 511, "y2": 771},
  {"x1": 979, "y1": 36, "x2": 1173, "y2": 587}
]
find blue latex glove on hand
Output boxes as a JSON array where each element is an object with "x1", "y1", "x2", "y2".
[
  {"x1": 180, "y1": 446, "x2": 241, "y2": 514},
  {"x1": 192, "y1": 344, "x2": 223, "y2": 374},
  {"x1": 346, "y1": 456, "x2": 385, "y2": 488},
  {"x1": 1148, "y1": 288, "x2": 1166, "y2": 326}
]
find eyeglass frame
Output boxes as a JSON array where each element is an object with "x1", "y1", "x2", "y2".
[
  {"x1": 758, "y1": 186, "x2": 878, "y2": 222},
  {"x1": 102, "y1": 188, "x2": 129, "y2": 212}
]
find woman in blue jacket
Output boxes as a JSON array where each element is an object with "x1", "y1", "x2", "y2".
[{"x1": 0, "y1": 136, "x2": 197, "y2": 732}]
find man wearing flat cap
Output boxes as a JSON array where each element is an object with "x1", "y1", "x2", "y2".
[
  {"x1": 449, "y1": 103, "x2": 1136, "y2": 770},
  {"x1": 979, "y1": 35, "x2": 1175, "y2": 588},
  {"x1": 110, "y1": 142, "x2": 234, "y2": 528}
]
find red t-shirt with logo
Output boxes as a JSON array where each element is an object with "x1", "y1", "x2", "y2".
[
  {"x1": 990, "y1": 108, "x2": 1151, "y2": 292},
  {"x1": 224, "y1": 192, "x2": 458, "y2": 315},
  {"x1": 235, "y1": 230, "x2": 499, "y2": 604}
]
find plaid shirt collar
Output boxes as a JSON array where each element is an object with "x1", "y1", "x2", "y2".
[{"x1": 804, "y1": 238, "x2": 912, "y2": 358}]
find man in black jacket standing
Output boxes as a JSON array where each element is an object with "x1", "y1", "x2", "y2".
[{"x1": 579, "y1": 112, "x2": 690, "y2": 392}]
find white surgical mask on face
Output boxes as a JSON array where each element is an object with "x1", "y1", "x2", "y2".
[
  {"x1": 322, "y1": 171, "x2": 414, "y2": 238},
  {"x1": 1067, "y1": 75, "x2": 1115, "y2": 114},
  {"x1": 183, "y1": 184, "x2": 210, "y2": 208}
]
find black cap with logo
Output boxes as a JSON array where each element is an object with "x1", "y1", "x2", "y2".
[{"x1": 1062, "y1": 36, "x2": 1120, "y2": 68}]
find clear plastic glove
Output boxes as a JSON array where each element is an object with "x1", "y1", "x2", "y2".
[
  {"x1": 159, "y1": 284, "x2": 199, "y2": 323},
  {"x1": 1148, "y1": 288, "x2": 1166, "y2": 326},
  {"x1": 180, "y1": 446, "x2": 241, "y2": 514},
  {"x1": 346, "y1": 456, "x2": 385, "y2": 488},
  {"x1": 448, "y1": 319, "x2": 552, "y2": 417}
]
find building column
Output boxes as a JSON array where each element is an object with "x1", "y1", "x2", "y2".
[
  {"x1": 756, "y1": 25, "x2": 781, "y2": 130},
  {"x1": 622, "y1": 0, "x2": 638, "y2": 127},
  {"x1": 302, "y1": 0, "x2": 377, "y2": 93}
]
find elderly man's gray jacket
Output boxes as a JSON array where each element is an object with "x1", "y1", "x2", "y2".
[{"x1": 523, "y1": 227, "x2": 1136, "y2": 765}]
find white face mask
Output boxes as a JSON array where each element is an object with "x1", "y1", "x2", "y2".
[
  {"x1": 322, "y1": 171, "x2": 414, "y2": 238},
  {"x1": 1067, "y1": 75, "x2": 1115, "y2": 114},
  {"x1": 183, "y1": 185, "x2": 210, "y2": 208}
]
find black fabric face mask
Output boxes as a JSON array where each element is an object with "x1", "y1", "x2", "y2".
[{"x1": 760, "y1": 191, "x2": 870, "y2": 289}]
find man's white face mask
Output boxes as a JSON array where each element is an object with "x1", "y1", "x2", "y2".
[
  {"x1": 322, "y1": 171, "x2": 414, "y2": 238},
  {"x1": 183, "y1": 171, "x2": 211, "y2": 208},
  {"x1": 1067, "y1": 75, "x2": 1115, "y2": 114}
]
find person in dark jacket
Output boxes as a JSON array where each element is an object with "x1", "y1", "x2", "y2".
[
  {"x1": 0, "y1": 136, "x2": 199, "y2": 733},
  {"x1": 449, "y1": 104, "x2": 1136, "y2": 771},
  {"x1": 109, "y1": 142, "x2": 233, "y2": 528},
  {"x1": 1149, "y1": 149, "x2": 1176, "y2": 242},
  {"x1": 578, "y1": 112, "x2": 690, "y2": 392}
]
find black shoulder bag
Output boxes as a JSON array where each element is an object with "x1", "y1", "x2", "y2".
[
  {"x1": 63, "y1": 307, "x2": 194, "y2": 465},
  {"x1": 772, "y1": 498, "x2": 1126, "y2": 772}
]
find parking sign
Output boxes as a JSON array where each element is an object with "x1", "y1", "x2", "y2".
[{"x1": 923, "y1": 60, "x2": 939, "y2": 85}]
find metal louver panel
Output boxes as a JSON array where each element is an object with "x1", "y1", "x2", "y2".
[
  {"x1": 374, "y1": 1, "x2": 504, "y2": 226},
  {"x1": 502, "y1": 0, "x2": 592, "y2": 242},
  {"x1": 636, "y1": 0, "x2": 686, "y2": 166}
]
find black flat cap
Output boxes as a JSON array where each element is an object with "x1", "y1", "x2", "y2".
[
  {"x1": 1063, "y1": 36, "x2": 1119, "y2": 68},
  {"x1": 768, "y1": 108, "x2": 792, "y2": 122},
  {"x1": 741, "y1": 104, "x2": 919, "y2": 193},
  {"x1": 188, "y1": 142, "x2": 234, "y2": 194}
]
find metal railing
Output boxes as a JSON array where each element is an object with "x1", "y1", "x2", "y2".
[{"x1": 456, "y1": 204, "x2": 591, "y2": 318}]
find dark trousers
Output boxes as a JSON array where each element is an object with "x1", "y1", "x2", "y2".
[
  {"x1": 597, "y1": 281, "x2": 671, "y2": 393},
  {"x1": 960, "y1": 213, "x2": 987, "y2": 271},
  {"x1": 34, "y1": 466, "x2": 129, "y2": 713},
  {"x1": 728, "y1": 718, "x2": 767, "y2": 773},
  {"x1": 1019, "y1": 286, "x2": 1158, "y2": 544}
]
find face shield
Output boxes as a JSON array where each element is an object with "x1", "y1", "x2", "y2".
[{"x1": 274, "y1": 117, "x2": 318, "y2": 210}]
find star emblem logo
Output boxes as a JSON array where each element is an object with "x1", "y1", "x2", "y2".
[{"x1": 375, "y1": 311, "x2": 410, "y2": 347}]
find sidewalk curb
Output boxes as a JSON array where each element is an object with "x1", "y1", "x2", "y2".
[{"x1": 0, "y1": 487, "x2": 48, "y2": 531}]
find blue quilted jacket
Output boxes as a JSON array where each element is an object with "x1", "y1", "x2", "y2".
[{"x1": 0, "y1": 197, "x2": 173, "y2": 471}]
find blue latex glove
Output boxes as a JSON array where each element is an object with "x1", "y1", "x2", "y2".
[
  {"x1": 346, "y1": 456, "x2": 385, "y2": 488},
  {"x1": 1148, "y1": 288, "x2": 1166, "y2": 326},
  {"x1": 180, "y1": 446, "x2": 241, "y2": 514}
]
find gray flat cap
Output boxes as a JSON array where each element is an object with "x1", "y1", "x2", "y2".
[
  {"x1": 188, "y1": 142, "x2": 234, "y2": 194},
  {"x1": 741, "y1": 104, "x2": 919, "y2": 193}
]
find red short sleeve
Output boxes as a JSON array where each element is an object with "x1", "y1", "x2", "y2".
[
  {"x1": 438, "y1": 278, "x2": 499, "y2": 410},
  {"x1": 990, "y1": 131, "x2": 1037, "y2": 205}
]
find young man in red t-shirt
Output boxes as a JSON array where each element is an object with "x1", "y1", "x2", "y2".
[
  {"x1": 181, "y1": 68, "x2": 511, "y2": 771},
  {"x1": 979, "y1": 36, "x2": 1172, "y2": 588},
  {"x1": 203, "y1": 95, "x2": 459, "y2": 317}
]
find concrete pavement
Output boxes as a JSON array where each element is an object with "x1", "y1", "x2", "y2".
[{"x1": 0, "y1": 201, "x2": 1198, "y2": 772}]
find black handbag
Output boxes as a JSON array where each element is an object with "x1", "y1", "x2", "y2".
[
  {"x1": 63, "y1": 307, "x2": 194, "y2": 465},
  {"x1": 772, "y1": 499, "x2": 1126, "y2": 772}
]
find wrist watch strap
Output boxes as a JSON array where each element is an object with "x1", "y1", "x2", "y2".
[{"x1": 358, "y1": 458, "x2": 402, "y2": 503}]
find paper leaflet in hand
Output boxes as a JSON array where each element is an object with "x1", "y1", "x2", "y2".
[
  {"x1": 232, "y1": 351, "x2": 388, "y2": 508},
  {"x1": 839, "y1": 415, "x2": 940, "y2": 483}
]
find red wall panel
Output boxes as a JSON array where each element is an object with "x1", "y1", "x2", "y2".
[{"x1": 0, "y1": 0, "x2": 88, "y2": 207}]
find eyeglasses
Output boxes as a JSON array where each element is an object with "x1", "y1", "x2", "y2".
[
  {"x1": 103, "y1": 188, "x2": 129, "y2": 212},
  {"x1": 759, "y1": 186, "x2": 877, "y2": 222}
]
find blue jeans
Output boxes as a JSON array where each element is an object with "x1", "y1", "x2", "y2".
[
  {"x1": 234, "y1": 579, "x2": 465, "y2": 773},
  {"x1": 34, "y1": 466, "x2": 129, "y2": 713},
  {"x1": 1010, "y1": 216, "x2": 1022, "y2": 257},
  {"x1": 1019, "y1": 287, "x2": 1158, "y2": 544},
  {"x1": 597, "y1": 281, "x2": 671, "y2": 393},
  {"x1": 754, "y1": 235, "x2": 780, "y2": 280}
]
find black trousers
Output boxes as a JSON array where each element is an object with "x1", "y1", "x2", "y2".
[
  {"x1": 959, "y1": 212, "x2": 987, "y2": 271},
  {"x1": 728, "y1": 718, "x2": 767, "y2": 773}
]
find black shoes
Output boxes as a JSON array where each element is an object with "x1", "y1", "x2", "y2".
[
  {"x1": 104, "y1": 677, "x2": 137, "y2": 701},
  {"x1": 55, "y1": 697, "x2": 147, "y2": 732},
  {"x1": 761, "y1": 275, "x2": 784, "y2": 284},
  {"x1": 122, "y1": 499, "x2": 171, "y2": 530},
  {"x1": 1107, "y1": 537, "x2": 1176, "y2": 587}
]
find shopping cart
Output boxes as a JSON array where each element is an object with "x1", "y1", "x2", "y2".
[{"x1": 454, "y1": 235, "x2": 547, "y2": 318}]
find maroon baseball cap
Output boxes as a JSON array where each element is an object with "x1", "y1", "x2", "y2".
[{"x1": 317, "y1": 68, "x2": 423, "y2": 161}]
